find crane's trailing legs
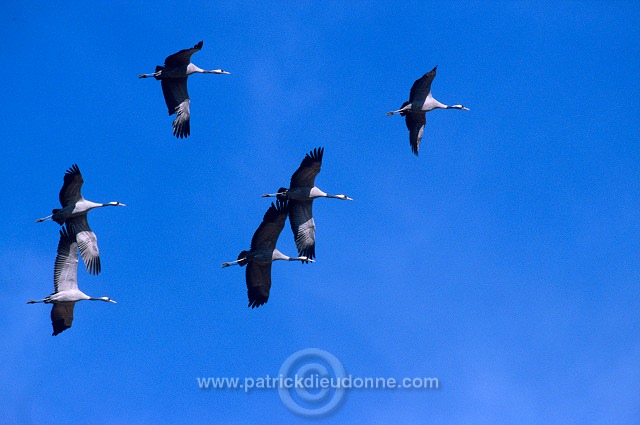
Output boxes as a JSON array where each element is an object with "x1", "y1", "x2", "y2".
[
  {"x1": 385, "y1": 104, "x2": 412, "y2": 116},
  {"x1": 35, "y1": 214, "x2": 53, "y2": 223},
  {"x1": 261, "y1": 192, "x2": 288, "y2": 198},
  {"x1": 138, "y1": 72, "x2": 160, "y2": 79},
  {"x1": 221, "y1": 258, "x2": 246, "y2": 268}
]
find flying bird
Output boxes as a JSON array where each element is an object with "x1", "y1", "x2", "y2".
[
  {"x1": 221, "y1": 200, "x2": 313, "y2": 308},
  {"x1": 386, "y1": 66, "x2": 469, "y2": 156},
  {"x1": 139, "y1": 40, "x2": 230, "y2": 138},
  {"x1": 27, "y1": 226, "x2": 116, "y2": 336},
  {"x1": 262, "y1": 147, "x2": 352, "y2": 263},
  {"x1": 35, "y1": 164, "x2": 125, "y2": 275}
]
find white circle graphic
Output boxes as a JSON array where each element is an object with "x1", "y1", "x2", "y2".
[{"x1": 278, "y1": 348, "x2": 346, "y2": 417}]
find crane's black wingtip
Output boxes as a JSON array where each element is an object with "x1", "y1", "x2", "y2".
[
  {"x1": 276, "y1": 187, "x2": 289, "y2": 201},
  {"x1": 274, "y1": 198, "x2": 288, "y2": 213},
  {"x1": 195, "y1": 41, "x2": 204, "y2": 49},
  {"x1": 65, "y1": 164, "x2": 81, "y2": 176},
  {"x1": 304, "y1": 146, "x2": 324, "y2": 162},
  {"x1": 51, "y1": 319, "x2": 71, "y2": 336},
  {"x1": 248, "y1": 297, "x2": 268, "y2": 308},
  {"x1": 300, "y1": 246, "x2": 316, "y2": 264},
  {"x1": 60, "y1": 224, "x2": 75, "y2": 241},
  {"x1": 87, "y1": 257, "x2": 101, "y2": 275},
  {"x1": 172, "y1": 122, "x2": 190, "y2": 139}
]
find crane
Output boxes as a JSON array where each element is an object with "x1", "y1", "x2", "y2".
[
  {"x1": 36, "y1": 164, "x2": 125, "y2": 275},
  {"x1": 139, "y1": 41, "x2": 230, "y2": 138},
  {"x1": 387, "y1": 66, "x2": 469, "y2": 156}
]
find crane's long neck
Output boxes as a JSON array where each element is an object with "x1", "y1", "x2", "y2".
[
  {"x1": 272, "y1": 249, "x2": 291, "y2": 262},
  {"x1": 84, "y1": 201, "x2": 125, "y2": 210},
  {"x1": 289, "y1": 256, "x2": 312, "y2": 262},
  {"x1": 76, "y1": 200, "x2": 105, "y2": 212},
  {"x1": 426, "y1": 95, "x2": 448, "y2": 110},
  {"x1": 272, "y1": 249, "x2": 313, "y2": 263},
  {"x1": 88, "y1": 297, "x2": 112, "y2": 302},
  {"x1": 186, "y1": 64, "x2": 204, "y2": 75},
  {"x1": 323, "y1": 192, "x2": 353, "y2": 200},
  {"x1": 430, "y1": 101, "x2": 469, "y2": 111},
  {"x1": 446, "y1": 104, "x2": 470, "y2": 110},
  {"x1": 187, "y1": 64, "x2": 229, "y2": 75}
]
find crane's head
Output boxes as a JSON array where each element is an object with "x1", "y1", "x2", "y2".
[
  {"x1": 334, "y1": 194, "x2": 353, "y2": 201},
  {"x1": 107, "y1": 201, "x2": 126, "y2": 207},
  {"x1": 208, "y1": 69, "x2": 231, "y2": 75},
  {"x1": 100, "y1": 297, "x2": 117, "y2": 303},
  {"x1": 449, "y1": 104, "x2": 470, "y2": 111}
]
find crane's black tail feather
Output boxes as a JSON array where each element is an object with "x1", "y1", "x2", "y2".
[
  {"x1": 154, "y1": 66, "x2": 163, "y2": 80},
  {"x1": 237, "y1": 250, "x2": 249, "y2": 267},
  {"x1": 52, "y1": 209, "x2": 64, "y2": 225}
]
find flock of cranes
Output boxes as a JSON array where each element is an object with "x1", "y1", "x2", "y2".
[
  {"x1": 223, "y1": 147, "x2": 353, "y2": 308},
  {"x1": 28, "y1": 41, "x2": 468, "y2": 335},
  {"x1": 30, "y1": 165, "x2": 123, "y2": 335}
]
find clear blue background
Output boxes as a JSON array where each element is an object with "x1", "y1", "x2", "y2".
[{"x1": 1, "y1": 1, "x2": 639, "y2": 423}]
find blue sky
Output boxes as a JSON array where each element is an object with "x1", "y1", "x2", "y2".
[{"x1": 1, "y1": 1, "x2": 639, "y2": 423}]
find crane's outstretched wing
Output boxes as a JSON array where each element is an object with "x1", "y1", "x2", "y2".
[
  {"x1": 171, "y1": 98, "x2": 190, "y2": 139},
  {"x1": 289, "y1": 200, "x2": 315, "y2": 262},
  {"x1": 290, "y1": 147, "x2": 323, "y2": 188},
  {"x1": 161, "y1": 79, "x2": 190, "y2": 138},
  {"x1": 408, "y1": 66, "x2": 437, "y2": 106},
  {"x1": 51, "y1": 303, "x2": 75, "y2": 336},
  {"x1": 59, "y1": 164, "x2": 84, "y2": 207},
  {"x1": 164, "y1": 41, "x2": 203, "y2": 67},
  {"x1": 67, "y1": 216, "x2": 101, "y2": 275},
  {"x1": 403, "y1": 112, "x2": 426, "y2": 156},
  {"x1": 246, "y1": 262, "x2": 272, "y2": 308},
  {"x1": 250, "y1": 200, "x2": 288, "y2": 251},
  {"x1": 54, "y1": 226, "x2": 79, "y2": 293}
]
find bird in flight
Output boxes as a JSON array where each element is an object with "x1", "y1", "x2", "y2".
[
  {"x1": 222, "y1": 200, "x2": 313, "y2": 308},
  {"x1": 139, "y1": 41, "x2": 230, "y2": 138},
  {"x1": 387, "y1": 66, "x2": 469, "y2": 156},
  {"x1": 36, "y1": 164, "x2": 125, "y2": 275}
]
